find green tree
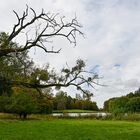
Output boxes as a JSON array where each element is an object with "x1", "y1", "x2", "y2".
[
  {"x1": 109, "y1": 97, "x2": 129, "y2": 115},
  {"x1": 0, "y1": 32, "x2": 33, "y2": 96},
  {"x1": 0, "y1": 96, "x2": 11, "y2": 112},
  {"x1": 125, "y1": 97, "x2": 140, "y2": 113},
  {"x1": 103, "y1": 98, "x2": 116, "y2": 112},
  {"x1": 9, "y1": 93, "x2": 38, "y2": 119},
  {"x1": 74, "y1": 99, "x2": 83, "y2": 109},
  {"x1": 104, "y1": 87, "x2": 140, "y2": 114},
  {"x1": 54, "y1": 91, "x2": 67, "y2": 110},
  {"x1": 126, "y1": 92, "x2": 134, "y2": 98},
  {"x1": 35, "y1": 90, "x2": 54, "y2": 114},
  {"x1": 66, "y1": 96, "x2": 73, "y2": 109}
]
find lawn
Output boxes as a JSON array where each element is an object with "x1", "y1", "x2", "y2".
[{"x1": 0, "y1": 119, "x2": 140, "y2": 140}]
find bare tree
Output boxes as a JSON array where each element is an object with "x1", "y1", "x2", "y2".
[
  {"x1": 0, "y1": 5, "x2": 83, "y2": 57},
  {"x1": 0, "y1": 6, "x2": 102, "y2": 95}
]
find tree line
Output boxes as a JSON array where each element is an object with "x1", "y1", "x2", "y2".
[
  {"x1": 53, "y1": 91, "x2": 98, "y2": 111},
  {"x1": 0, "y1": 88, "x2": 98, "y2": 119},
  {"x1": 103, "y1": 88, "x2": 140, "y2": 115}
]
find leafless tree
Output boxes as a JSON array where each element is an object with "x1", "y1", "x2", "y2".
[
  {"x1": 0, "y1": 6, "x2": 102, "y2": 95},
  {"x1": 0, "y1": 5, "x2": 83, "y2": 57}
]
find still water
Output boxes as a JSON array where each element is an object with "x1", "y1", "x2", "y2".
[{"x1": 52, "y1": 112, "x2": 107, "y2": 117}]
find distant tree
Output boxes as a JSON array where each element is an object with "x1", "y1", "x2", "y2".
[
  {"x1": 83, "y1": 91, "x2": 93, "y2": 100},
  {"x1": 109, "y1": 97, "x2": 129, "y2": 115},
  {"x1": 74, "y1": 99, "x2": 83, "y2": 109},
  {"x1": 91, "y1": 101, "x2": 99, "y2": 111},
  {"x1": 134, "y1": 88, "x2": 140, "y2": 97},
  {"x1": 104, "y1": 87, "x2": 140, "y2": 114},
  {"x1": 125, "y1": 97, "x2": 140, "y2": 113},
  {"x1": 103, "y1": 98, "x2": 116, "y2": 112},
  {"x1": 126, "y1": 92, "x2": 134, "y2": 98},
  {"x1": 76, "y1": 93, "x2": 82, "y2": 100},
  {"x1": 66, "y1": 95, "x2": 73, "y2": 109},
  {"x1": 54, "y1": 91, "x2": 67, "y2": 110}
]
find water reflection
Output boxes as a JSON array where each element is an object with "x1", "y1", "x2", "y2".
[{"x1": 52, "y1": 112, "x2": 107, "y2": 117}]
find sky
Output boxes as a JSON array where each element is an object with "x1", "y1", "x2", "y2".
[{"x1": 0, "y1": 0, "x2": 140, "y2": 107}]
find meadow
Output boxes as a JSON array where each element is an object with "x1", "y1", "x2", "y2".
[{"x1": 0, "y1": 118, "x2": 140, "y2": 140}]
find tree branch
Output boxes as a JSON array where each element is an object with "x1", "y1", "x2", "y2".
[{"x1": 0, "y1": 6, "x2": 83, "y2": 57}]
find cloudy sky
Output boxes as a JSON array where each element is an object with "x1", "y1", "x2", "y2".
[{"x1": 0, "y1": 0, "x2": 140, "y2": 107}]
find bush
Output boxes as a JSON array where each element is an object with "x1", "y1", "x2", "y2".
[{"x1": 0, "y1": 96, "x2": 11, "y2": 112}]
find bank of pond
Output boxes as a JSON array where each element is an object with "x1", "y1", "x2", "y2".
[{"x1": 0, "y1": 110, "x2": 140, "y2": 121}]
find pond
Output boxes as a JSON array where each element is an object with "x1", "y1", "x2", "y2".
[{"x1": 52, "y1": 112, "x2": 108, "y2": 117}]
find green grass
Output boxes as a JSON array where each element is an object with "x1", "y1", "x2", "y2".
[
  {"x1": 53, "y1": 109, "x2": 98, "y2": 113},
  {"x1": 0, "y1": 119, "x2": 140, "y2": 140}
]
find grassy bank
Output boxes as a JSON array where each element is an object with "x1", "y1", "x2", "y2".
[
  {"x1": 0, "y1": 119, "x2": 139, "y2": 140},
  {"x1": 53, "y1": 109, "x2": 98, "y2": 113}
]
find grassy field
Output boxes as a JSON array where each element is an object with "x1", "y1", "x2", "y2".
[
  {"x1": 0, "y1": 119, "x2": 140, "y2": 140},
  {"x1": 53, "y1": 109, "x2": 98, "y2": 113}
]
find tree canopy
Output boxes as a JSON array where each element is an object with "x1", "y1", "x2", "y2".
[{"x1": 103, "y1": 88, "x2": 140, "y2": 114}]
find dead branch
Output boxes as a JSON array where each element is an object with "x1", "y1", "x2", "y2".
[{"x1": 0, "y1": 5, "x2": 83, "y2": 57}]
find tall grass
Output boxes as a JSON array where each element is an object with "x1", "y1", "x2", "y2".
[{"x1": 0, "y1": 112, "x2": 140, "y2": 121}]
